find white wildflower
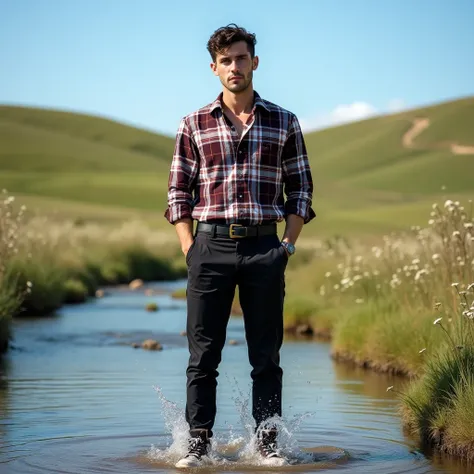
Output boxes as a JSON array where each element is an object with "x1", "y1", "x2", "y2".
[
  {"x1": 444, "y1": 199, "x2": 454, "y2": 208},
  {"x1": 386, "y1": 386, "x2": 394, "y2": 392},
  {"x1": 428, "y1": 219, "x2": 435, "y2": 225},
  {"x1": 451, "y1": 283, "x2": 459, "y2": 288},
  {"x1": 434, "y1": 317, "x2": 442, "y2": 325},
  {"x1": 325, "y1": 272, "x2": 331, "y2": 278},
  {"x1": 415, "y1": 269, "x2": 428, "y2": 281},
  {"x1": 452, "y1": 231, "x2": 461, "y2": 238},
  {"x1": 419, "y1": 348, "x2": 426, "y2": 354},
  {"x1": 355, "y1": 298, "x2": 364, "y2": 304}
]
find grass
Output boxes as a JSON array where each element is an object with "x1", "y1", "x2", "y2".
[
  {"x1": 400, "y1": 316, "x2": 474, "y2": 460},
  {"x1": 0, "y1": 105, "x2": 175, "y2": 168}
]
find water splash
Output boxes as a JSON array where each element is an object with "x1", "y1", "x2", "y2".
[{"x1": 148, "y1": 382, "x2": 318, "y2": 467}]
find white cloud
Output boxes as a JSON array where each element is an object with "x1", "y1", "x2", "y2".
[
  {"x1": 331, "y1": 102, "x2": 378, "y2": 123},
  {"x1": 300, "y1": 98, "x2": 407, "y2": 132},
  {"x1": 387, "y1": 98, "x2": 406, "y2": 113}
]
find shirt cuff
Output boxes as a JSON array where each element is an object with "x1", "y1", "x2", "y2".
[
  {"x1": 164, "y1": 205, "x2": 193, "y2": 225},
  {"x1": 285, "y1": 199, "x2": 316, "y2": 224}
]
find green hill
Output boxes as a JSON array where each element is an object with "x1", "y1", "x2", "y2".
[
  {"x1": 0, "y1": 98, "x2": 472, "y2": 239},
  {"x1": 0, "y1": 106, "x2": 175, "y2": 171}
]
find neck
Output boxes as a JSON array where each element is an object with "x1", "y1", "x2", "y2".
[{"x1": 222, "y1": 85, "x2": 254, "y2": 116}]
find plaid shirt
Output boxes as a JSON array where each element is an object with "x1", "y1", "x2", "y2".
[{"x1": 165, "y1": 91, "x2": 315, "y2": 226}]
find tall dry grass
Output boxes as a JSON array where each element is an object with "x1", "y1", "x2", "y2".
[
  {"x1": 0, "y1": 190, "x2": 30, "y2": 351},
  {"x1": 299, "y1": 198, "x2": 474, "y2": 459},
  {"x1": 313, "y1": 199, "x2": 473, "y2": 374},
  {"x1": 0, "y1": 191, "x2": 186, "y2": 352}
]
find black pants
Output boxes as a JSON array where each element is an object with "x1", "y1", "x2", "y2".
[{"x1": 185, "y1": 229, "x2": 288, "y2": 437}]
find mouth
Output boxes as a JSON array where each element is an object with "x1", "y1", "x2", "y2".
[{"x1": 229, "y1": 76, "x2": 243, "y2": 81}]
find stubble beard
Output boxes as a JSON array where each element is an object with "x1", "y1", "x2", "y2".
[{"x1": 221, "y1": 70, "x2": 253, "y2": 94}]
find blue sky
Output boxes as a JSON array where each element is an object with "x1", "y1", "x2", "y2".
[{"x1": 1, "y1": 0, "x2": 473, "y2": 136}]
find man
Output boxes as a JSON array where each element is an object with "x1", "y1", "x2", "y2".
[{"x1": 165, "y1": 24, "x2": 315, "y2": 468}]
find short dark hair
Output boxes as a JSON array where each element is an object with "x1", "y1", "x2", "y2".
[{"x1": 207, "y1": 24, "x2": 257, "y2": 62}]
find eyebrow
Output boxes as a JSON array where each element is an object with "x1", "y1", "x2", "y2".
[{"x1": 219, "y1": 54, "x2": 249, "y2": 61}]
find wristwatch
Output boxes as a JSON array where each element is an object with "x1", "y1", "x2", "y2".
[{"x1": 281, "y1": 241, "x2": 296, "y2": 256}]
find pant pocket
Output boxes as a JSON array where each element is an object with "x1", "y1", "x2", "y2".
[{"x1": 185, "y1": 237, "x2": 198, "y2": 265}]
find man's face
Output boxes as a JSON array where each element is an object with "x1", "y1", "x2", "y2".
[{"x1": 211, "y1": 41, "x2": 259, "y2": 94}]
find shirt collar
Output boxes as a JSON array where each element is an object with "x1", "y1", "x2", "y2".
[{"x1": 209, "y1": 90, "x2": 270, "y2": 115}]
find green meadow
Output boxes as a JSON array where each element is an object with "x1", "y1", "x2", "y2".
[
  {"x1": 1, "y1": 97, "x2": 473, "y2": 237},
  {"x1": 1, "y1": 96, "x2": 473, "y2": 460}
]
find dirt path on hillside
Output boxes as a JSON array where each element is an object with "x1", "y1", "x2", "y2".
[{"x1": 402, "y1": 117, "x2": 474, "y2": 155}]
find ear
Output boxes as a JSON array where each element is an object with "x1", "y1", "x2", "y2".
[
  {"x1": 252, "y1": 55, "x2": 259, "y2": 71},
  {"x1": 210, "y1": 62, "x2": 219, "y2": 76}
]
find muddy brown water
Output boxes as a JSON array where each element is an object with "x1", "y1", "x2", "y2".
[{"x1": 0, "y1": 280, "x2": 471, "y2": 473}]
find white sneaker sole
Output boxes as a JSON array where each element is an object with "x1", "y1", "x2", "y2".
[
  {"x1": 261, "y1": 456, "x2": 288, "y2": 467},
  {"x1": 175, "y1": 456, "x2": 201, "y2": 468}
]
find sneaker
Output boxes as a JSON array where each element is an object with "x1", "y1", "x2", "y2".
[
  {"x1": 175, "y1": 429, "x2": 210, "y2": 468},
  {"x1": 257, "y1": 429, "x2": 287, "y2": 467}
]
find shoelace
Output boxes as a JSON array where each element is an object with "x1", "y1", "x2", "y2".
[{"x1": 187, "y1": 438, "x2": 207, "y2": 458}]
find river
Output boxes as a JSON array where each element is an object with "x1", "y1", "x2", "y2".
[{"x1": 0, "y1": 280, "x2": 471, "y2": 473}]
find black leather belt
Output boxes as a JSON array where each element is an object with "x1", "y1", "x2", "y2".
[{"x1": 196, "y1": 222, "x2": 277, "y2": 239}]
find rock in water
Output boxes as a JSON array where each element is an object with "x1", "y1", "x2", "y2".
[
  {"x1": 142, "y1": 339, "x2": 162, "y2": 351},
  {"x1": 296, "y1": 324, "x2": 314, "y2": 336},
  {"x1": 129, "y1": 279, "x2": 144, "y2": 290}
]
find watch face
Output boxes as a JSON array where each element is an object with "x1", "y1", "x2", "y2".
[{"x1": 282, "y1": 242, "x2": 295, "y2": 255}]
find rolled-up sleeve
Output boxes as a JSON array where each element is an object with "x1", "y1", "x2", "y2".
[
  {"x1": 281, "y1": 114, "x2": 316, "y2": 223},
  {"x1": 164, "y1": 117, "x2": 199, "y2": 224}
]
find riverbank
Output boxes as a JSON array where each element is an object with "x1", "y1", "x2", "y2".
[
  {"x1": 0, "y1": 191, "x2": 186, "y2": 353},
  {"x1": 282, "y1": 198, "x2": 474, "y2": 462}
]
